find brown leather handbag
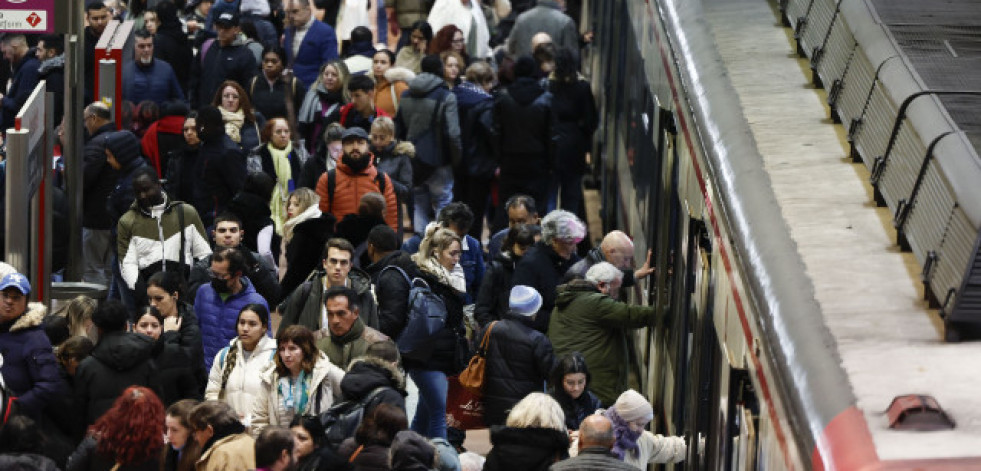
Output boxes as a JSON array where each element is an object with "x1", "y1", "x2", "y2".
[{"x1": 458, "y1": 321, "x2": 498, "y2": 394}]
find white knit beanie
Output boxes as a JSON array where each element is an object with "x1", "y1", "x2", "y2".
[{"x1": 614, "y1": 389, "x2": 654, "y2": 423}]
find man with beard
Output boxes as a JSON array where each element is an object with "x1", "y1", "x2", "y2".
[
  {"x1": 122, "y1": 29, "x2": 185, "y2": 106},
  {"x1": 116, "y1": 168, "x2": 213, "y2": 308},
  {"x1": 254, "y1": 427, "x2": 296, "y2": 471},
  {"x1": 315, "y1": 127, "x2": 399, "y2": 231},
  {"x1": 36, "y1": 35, "x2": 65, "y2": 125}
]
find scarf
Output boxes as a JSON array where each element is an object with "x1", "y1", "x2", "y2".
[
  {"x1": 298, "y1": 85, "x2": 343, "y2": 125},
  {"x1": 418, "y1": 257, "x2": 466, "y2": 293},
  {"x1": 268, "y1": 142, "x2": 294, "y2": 236},
  {"x1": 220, "y1": 107, "x2": 245, "y2": 143},
  {"x1": 605, "y1": 408, "x2": 642, "y2": 460},
  {"x1": 282, "y1": 203, "x2": 322, "y2": 244},
  {"x1": 277, "y1": 370, "x2": 310, "y2": 417}
]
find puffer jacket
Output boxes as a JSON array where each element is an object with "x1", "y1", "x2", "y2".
[
  {"x1": 153, "y1": 309, "x2": 206, "y2": 405},
  {"x1": 317, "y1": 317, "x2": 389, "y2": 369},
  {"x1": 370, "y1": 140, "x2": 414, "y2": 203},
  {"x1": 375, "y1": 67, "x2": 414, "y2": 116},
  {"x1": 510, "y1": 242, "x2": 579, "y2": 333},
  {"x1": 74, "y1": 331, "x2": 159, "y2": 425},
  {"x1": 364, "y1": 250, "x2": 423, "y2": 339},
  {"x1": 187, "y1": 247, "x2": 280, "y2": 306},
  {"x1": 189, "y1": 36, "x2": 257, "y2": 108},
  {"x1": 339, "y1": 356, "x2": 407, "y2": 414},
  {"x1": 204, "y1": 335, "x2": 277, "y2": 420},
  {"x1": 483, "y1": 426, "x2": 569, "y2": 471},
  {"x1": 454, "y1": 81, "x2": 498, "y2": 179},
  {"x1": 394, "y1": 73, "x2": 462, "y2": 169},
  {"x1": 547, "y1": 280, "x2": 656, "y2": 406},
  {"x1": 480, "y1": 314, "x2": 555, "y2": 426},
  {"x1": 116, "y1": 195, "x2": 212, "y2": 290},
  {"x1": 315, "y1": 155, "x2": 399, "y2": 231},
  {"x1": 191, "y1": 133, "x2": 248, "y2": 228},
  {"x1": 279, "y1": 269, "x2": 379, "y2": 334},
  {"x1": 82, "y1": 122, "x2": 119, "y2": 229},
  {"x1": 474, "y1": 251, "x2": 518, "y2": 326},
  {"x1": 194, "y1": 277, "x2": 270, "y2": 372},
  {"x1": 250, "y1": 352, "x2": 345, "y2": 436},
  {"x1": 495, "y1": 77, "x2": 556, "y2": 179},
  {"x1": 0, "y1": 303, "x2": 66, "y2": 418}
]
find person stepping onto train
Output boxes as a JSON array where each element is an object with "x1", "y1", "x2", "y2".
[
  {"x1": 548, "y1": 262, "x2": 658, "y2": 406},
  {"x1": 601, "y1": 390, "x2": 686, "y2": 468},
  {"x1": 566, "y1": 230, "x2": 654, "y2": 289}
]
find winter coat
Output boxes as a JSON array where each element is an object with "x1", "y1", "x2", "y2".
[
  {"x1": 188, "y1": 247, "x2": 280, "y2": 306},
  {"x1": 248, "y1": 74, "x2": 306, "y2": 125},
  {"x1": 204, "y1": 336, "x2": 278, "y2": 420},
  {"x1": 549, "y1": 447, "x2": 637, "y2": 471},
  {"x1": 459, "y1": 234, "x2": 485, "y2": 304},
  {"x1": 390, "y1": 431, "x2": 437, "y2": 471},
  {"x1": 279, "y1": 213, "x2": 337, "y2": 300},
  {"x1": 0, "y1": 453, "x2": 59, "y2": 471},
  {"x1": 510, "y1": 242, "x2": 580, "y2": 333},
  {"x1": 375, "y1": 68, "x2": 414, "y2": 116},
  {"x1": 106, "y1": 158, "x2": 154, "y2": 230},
  {"x1": 486, "y1": 227, "x2": 508, "y2": 261},
  {"x1": 153, "y1": 309, "x2": 206, "y2": 405},
  {"x1": 394, "y1": 73, "x2": 462, "y2": 170},
  {"x1": 547, "y1": 77, "x2": 598, "y2": 175},
  {"x1": 122, "y1": 58, "x2": 185, "y2": 106},
  {"x1": 191, "y1": 133, "x2": 248, "y2": 228},
  {"x1": 189, "y1": 37, "x2": 257, "y2": 108},
  {"x1": 0, "y1": 52, "x2": 40, "y2": 131},
  {"x1": 164, "y1": 144, "x2": 199, "y2": 202},
  {"x1": 324, "y1": 103, "x2": 391, "y2": 134},
  {"x1": 621, "y1": 430, "x2": 687, "y2": 467},
  {"x1": 280, "y1": 269, "x2": 380, "y2": 334},
  {"x1": 335, "y1": 213, "x2": 387, "y2": 264},
  {"x1": 253, "y1": 142, "x2": 304, "y2": 192},
  {"x1": 480, "y1": 315, "x2": 555, "y2": 426},
  {"x1": 547, "y1": 281, "x2": 656, "y2": 406},
  {"x1": 0, "y1": 303, "x2": 66, "y2": 418},
  {"x1": 194, "y1": 277, "x2": 270, "y2": 372},
  {"x1": 339, "y1": 356, "x2": 407, "y2": 414},
  {"x1": 364, "y1": 250, "x2": 423, "y2": 338},
  {"x1": 506, "y1": 0, "x2": 578, "y2": 59},
  {"x1": 484, "y1": 426, "x2": 569, "y2": 471},
  {"x1": 298, "y1": 143, "x2": 332, "y2": 190},
  {"x1": 317, "y1": 318, "x2": 389, "y2": 372},
  {"x1": 391, "y1": 0, "x2": 433, "y2": 28},
  {"x1": 39, "y1": 55, "x2": 65, "y2": 125},
  {"x1": 116, "y1": 196, "x2": 212, "y2": 290},
  {"x1": 227, "y1": 189, "x2": 278, "y2": 257},
  {"x1": 66, "y1": 436, "x2": 162, "y2": 471},
  {"x1": 74, "y1": 331, "x2": 159, "y2": 425},
  {"x1": 552, "y1": 388, "x2": 602, "y2": 431},
  {"x1": 474, "y1": 251, "x2": 518, "y2": 326},
  {"x1": 195, "y1": 432, "x2": 255, "y2": 471},
  {"x1": 338, "y1": 440, "x2": 390, "y2": 471},
  {"x1": 495, "y1": 77, "x2": 556, "y2": 180},
  {"x1": 141, "y1": 114, "x2": 186, "y2": 176},
  {"x1": 284, "y1": 20, "x2": 340, "y2": 88},
  {"x1": 403, "y1": 260, "x2": 466, "y2": 374},
  {"x1": 395, "y1": 47, "x2": 424, "y2": 74},
  {"x1": 453, "y1": 81, "x2": 498, "y2": 178},
  {"x1": 250, "y1": 352, "x2": 345, "y2": 436},
  {"x1": 153, "y1": 18, "x2": 194, "y2": 92},
  {"x1": 566, "y1": 247, "x2": 637, "y2": 288},
  {"x1": 315, "y1": 155, "x2": 399, "y2": 231},
  {"x1": 371, "y1": 140, "x2": 414, "y2": 203},
  {"x1": 82, "y1": 122, "x2": 121, "y2": 229},
  {"x1": 298, "y1": 85, "x2": 346, "y2": 154}
]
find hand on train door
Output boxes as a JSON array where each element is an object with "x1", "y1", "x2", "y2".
[{"x1": 634, "y1": 249, "x2": 655, "y2": 281}]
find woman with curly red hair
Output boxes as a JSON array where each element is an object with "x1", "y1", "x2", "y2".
[
  {"x1": 429, "y1": 24, "x2": 470, "y2": 65},
  {"x1": 66, "y1": 386, "x2": 166, "y2": 471}
]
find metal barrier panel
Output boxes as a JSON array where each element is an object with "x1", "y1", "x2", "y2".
[
  {"x1": 934, "y1": 209, "x2": 976, "y2": 311},
  {"x1": 878, "y1": 122, "x2": 926, "y2": 208},
  {"x1": 785, "y1": 0, "x2": 812, "y2": 34},
  {"x1": 815, "y1": 13, "x2": 856, "y2": 98},
  {"x1": 799, "y1": 0, "x2": 837, "y2": 60},
  {"x1": 852, "y1": 83, "x2": 897, "y2": 170},
  {"x1": 905, "y1": 163, "x2": 957, "y2": 262},
  {"x1": 835, "y1": 47, "x2": 874, "y2": 137}
]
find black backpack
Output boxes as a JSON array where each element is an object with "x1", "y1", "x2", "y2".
[{"x1": 318, "y1": 386, "x2": 390, "y2": 451}]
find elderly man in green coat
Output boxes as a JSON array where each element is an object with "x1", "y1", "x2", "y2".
[{"x1": 548, "y1": 262, "x2": 657, "y2": 406}]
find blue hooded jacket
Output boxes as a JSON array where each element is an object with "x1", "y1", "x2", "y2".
[{"x1": 194, "y1": 276, "x2": 269, "y2": 371}]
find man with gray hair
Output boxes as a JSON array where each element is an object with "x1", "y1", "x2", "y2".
[
  {"x1": 550, "y1": 414, "x2": 637, "y2": 470},
  {"x1": 512, "y1": 209, "x2": 585, "y2": 333},
  {"x1": 547, "y1": 261, "x2": 658, "y2": 406}
]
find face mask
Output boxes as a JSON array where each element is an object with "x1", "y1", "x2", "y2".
[
  {"x1": 342, "y1": 153, "x2": 370, "y2": 173},
  {"x1": 211, "y1": 278, "x2": 231, "y2": 294}
]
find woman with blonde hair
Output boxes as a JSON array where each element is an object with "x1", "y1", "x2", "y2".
[
  {"x1": 405, "y1": 226, "x2": 467, "y2": 440},
  {"x1": 249, "y1": 325, "x2": 345, "y2": 436},
  {"x1": 483, "y1": 392, "x2": 570, "y2": 471},
  {"x1": 212, "y1": 80, "x2": 263, "y2": 151},
  {"x1": 279, "y1": 188, "x2": 336, "y2": 298},
  {"x1": 298, "y1": 60, "x2": 350, "y2": 154},
  {"x1": 53, "y1": 295, "x2": 97, "y2": 340}
]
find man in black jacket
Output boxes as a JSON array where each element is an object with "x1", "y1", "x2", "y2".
[
  {"x1": 191, "y1": 106, "x2": 247, "y2": 228},
  {"x1": 0, "y1": 34, "x2": 41, "y2": 133},
  {"x1": 189, "y1": 11, "x2": 257, "y2": 108},
  {"x1": 362, "y1": 224, "x2": 423, "y2": 339},
  {"x1": 81, "y1": 102, "x2": 118, "y2": 287},
  {"x1": 187, "y1": 212, "x2": 279, "y2": 304},
  {"x1": 36, "y1": 34, "x2": 65, "y2": 125}
]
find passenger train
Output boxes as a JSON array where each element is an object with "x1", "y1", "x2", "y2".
[{"x1": 582, "y1": 0, "x2": 981, "y2": 468}]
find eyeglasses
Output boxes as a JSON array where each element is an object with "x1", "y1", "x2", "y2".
[
  {"x1": 208, "y1": 270, "x2": 232, "y2": 281},
  {"x1": 451, "y1": 38, "x2": 465, "y2": 44}
]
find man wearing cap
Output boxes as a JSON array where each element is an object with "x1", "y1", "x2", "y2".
[
  {"x1": 479, "y1": 285, "x2": 555, "y2": 427},
  {"x1": 315, "y1": 127, "x2": 399, "y2": 231},
  {"x1": 189, "y1": 11, "x2": 258, "y2": 108},
  {"x1": 0, "y1": 273, "x2": 67, "y2": 419},
  {"x1": 548, "y1": 262, "x2": 658, "y2": 406}
]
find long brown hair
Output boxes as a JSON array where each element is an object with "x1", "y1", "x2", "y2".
[
  {"x1": 274, "y1": 325, "x2": 319, "y2": 376},
  {"x1": 212, "y1": 80, "x2": 256, "y2": 122}
]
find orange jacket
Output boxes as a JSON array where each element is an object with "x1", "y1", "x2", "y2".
[{"x1": 315, "y1": 154, "x2": 399, "y2": 231}]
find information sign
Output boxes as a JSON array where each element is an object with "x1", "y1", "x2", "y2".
[{"x1": 0, "y1": 0, "x2": 54, "y2": 33}]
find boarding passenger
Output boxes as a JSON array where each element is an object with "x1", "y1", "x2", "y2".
[
  {"x1": 567, "y1": 230, "x2": 654, "y2": 288},
  {"x1": 603, "y1": 390, "x2": 686, "y2": 467}
]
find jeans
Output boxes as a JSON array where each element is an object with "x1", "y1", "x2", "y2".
[
  {"x1": 413, "y1": 165, "x2": 454, "y2": 234},
  {"x1": 81, "y1": 228, "x2": 113, "y2": 287},
  {"x1": 408, "y1": 369, "x2": 448, "y2": 439}
]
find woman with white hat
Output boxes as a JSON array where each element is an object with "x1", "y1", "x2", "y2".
[
  {"x1": 604, "y1": 389, "x2": 686, "y2": 467},
  {"x1": 480, "y1": 285, "x2": 556, "y2": 426}
]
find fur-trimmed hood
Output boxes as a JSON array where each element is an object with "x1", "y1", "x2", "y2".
[
  {"x1": 394, "y1": 140, "x2": 415, "y2": 158},
  {"x1": 384, "y1": 66, "x2": 416, "y2": 84},
  {"x1": 344, "y1": 355, "x2": 406, "y2": 390},
  {"x1": 8, "y1": 303, "x2": 47, "y2": 333}
]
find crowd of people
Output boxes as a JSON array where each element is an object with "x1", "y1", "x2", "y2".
[{"x1": 0, "y1": 0, "x2": 690, "y2": 469}]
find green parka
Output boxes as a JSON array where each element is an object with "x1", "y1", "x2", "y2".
[{"x1": 547, "y1": 280, "x2": 656, "y2": 406}]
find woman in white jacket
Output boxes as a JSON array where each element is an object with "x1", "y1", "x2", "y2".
[
  {"x1": 204, "y1": 303, "x2": 277, "y2": 424},
  {"x1": 249, "y1": 325, "x2": 345, "y2": 437}
]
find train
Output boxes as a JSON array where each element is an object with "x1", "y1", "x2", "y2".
[{"x1": 581, "y1": 0, "x2": 981, "y2": 469}]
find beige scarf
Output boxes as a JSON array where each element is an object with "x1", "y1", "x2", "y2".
[
  {"x1": 268, "y1": 142, "x2": 294, "y2": 236},
  {"x1": 220, "y1": 107, "x2": 245, "y2": 143}
]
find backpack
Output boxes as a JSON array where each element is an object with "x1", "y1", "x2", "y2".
[
  {"x1": 323, "y1": 168, "x2": 387, "y2": 212},
  {"x1": 380, "y1": 265, "x2": 447, "y2": 361},
  {"x1": 319, "y1": 386, "x2": 390, "y2": 451}
]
